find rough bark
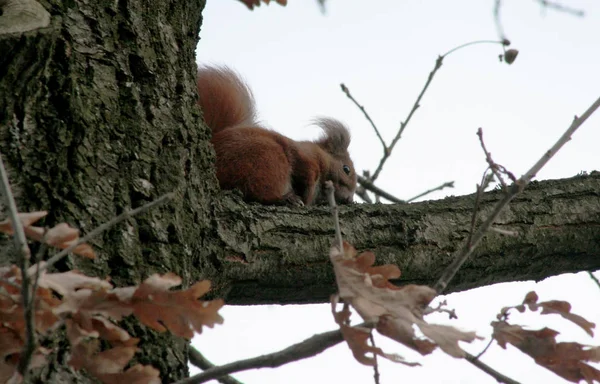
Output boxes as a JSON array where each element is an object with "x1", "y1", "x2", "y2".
[{"x1": 214, "y1": 172, "x2": 600, "y2": 304}]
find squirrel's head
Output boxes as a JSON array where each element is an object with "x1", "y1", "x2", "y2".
[{"x1": 314, "y1": 118, "x2": 357, "y2": 204}]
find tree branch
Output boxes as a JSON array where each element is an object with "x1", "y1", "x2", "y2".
[
  {"x1": 188, "y1": 347, "x2": 244, "y2": 384},
  {"x1": 465, "y1": 352, "x2": 521, "y2": 384},
  {"x1": 176, "y1": 329, "x2": 344, "y2": 384}
]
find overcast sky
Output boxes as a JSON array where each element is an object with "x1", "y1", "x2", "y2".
[{"x1": 192, "y1": 1, "x2": 600, "y2": 383}]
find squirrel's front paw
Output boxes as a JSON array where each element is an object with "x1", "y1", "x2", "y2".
[{"x1": 282, "y1": 192, "x2": 305, "y2": 207}]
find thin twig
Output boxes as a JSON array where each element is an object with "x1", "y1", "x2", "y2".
[
  {"x1": 341, "y1": 83, "x2": 388, "y2": 156},
  {"x1": 0, "y1": 152, "x2": 35, "y2": 379},
  {"x1": 325, "y1": 181, "x2": 343, "y2": 251},
  {"x1": 494, "y1": 0, "x2": 507, "y2": 41},
  {"x1": 474, "y1": 338, "x2": 495, "y2": 359},
  {"x1": 465, "y1": 352, "x2": 521, "y2": 384},
  {"x1": 37, "y1": 193, "x2": 174, "y2": 274},
  {"x1": 357, "y1": 175, "x2": 405, "y2": 204},
  {"x1": 405, "y1": 181, "x2": 454, "y2": 203},
  {"x1": 354, "y1": 187, "x2": 373, "y2": 204},
  {"x1": 369, "y1": 333, "x2": 380, "y2": 384},
  {"x1": 477, "y1": 128, "x2": 516, "y2": 189},
  {"x1": 188, "y1": 346, "x2": 244, "y2": 384},
  {"x1": 587, "y1": 271, "x2": 600, "y2": 290},
  {"x1": 370, "y1": 55, "x2": 444, "y2": 181},
  {"x1": 441, "y1": 40, "x2": 509, "y2": 58},
  {"x1": 433, "y1": 96, "x2": 600, "y2": 294},
  {"x1": 536, "y1": 0, "x2": 585, "y2": 16},
  {"x1": 174, "y1": 329, "x2": 345, "y2": 384},
  {"x1": 466, "y1": 171, "x2": 492, "y2": 249}
]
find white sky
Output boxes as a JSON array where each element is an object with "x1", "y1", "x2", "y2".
[{"x1": 192, "y1": 1, "x2": 600, "y2": 383}]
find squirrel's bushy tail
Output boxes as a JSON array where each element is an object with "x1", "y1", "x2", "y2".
[{"x1": 196, "y1": 66, "x2": 257, "y2": 134}]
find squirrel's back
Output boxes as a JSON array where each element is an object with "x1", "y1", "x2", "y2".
[{"x1": 196, "y1": 66, "x2": 256, "y2": 134}]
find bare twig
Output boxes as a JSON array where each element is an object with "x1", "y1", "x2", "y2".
[
  {"x1": 341, "y1": 83, "x2": 388, "y2": 156},
  {"x1": 0, "y1": 152, "x2": 35, "y2": 379},
  {"x1": 441, "y1": 40, "x2": 509, "y2": 58},
  {"x1": 433, "y1": 96, "x2": 600, "y2": 294},
  {"x1": 369, "y1": 39, "x2": 507, "y2": 182},
  {"x1": 325, "y1": 181, "x2": 343, "y2": 251},
  {"x1": 370, "y1": 55, "x2": 444, "y2": 181},
  {"x1": 495, "y1": 0, "x2": 584, "y2": 41},
  {"x1": 536, "y1": 0, "x2": 585, "y2": 17},
  {"x1": 37, "y1": 193, "x2": 174, "y2": 274},
  {"x1": 465, "y1": 352, "x2": 521, "y2": 384},
  {"x1": 405, "y1": 181, "x2": 454, "y2": 203},
  {"x1": 466, "y1": 171, "x2": 493, "y2": 249},
  {"x1": 354, "y1": 187, "x2": 373, "y2": 204},
  {"x1": 477, "y1": 128, "x2": 516, "y2": 189},
  {"x1": 474, "y1": 338, "x2": 495, "y2": 360},
  {"x1": 174, "y1": 329, "x2": 345, "y2": 384},
  {"x1": 357, "y1": 175, "x2": 405, "y2": 204},
  {"x1": 369, "y1": 333, "x2": 380, "y2": 384},
  {"x1": 494, "y1": 0, "x2": 507, "y2": 42},
  {"x1": 188, "y1": 346, "x2": 244, "y2": 384},
  {"x1": 588, "y1": 271, "x2": 600, "y2": 290}
]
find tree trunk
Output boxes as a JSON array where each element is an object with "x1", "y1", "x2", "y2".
[
  {"x1": 0, "y1": 0, "x2": 210, "y2": 381},
  {"x1": 1, "y1": 0, "x2": 599, "y2": 382}
]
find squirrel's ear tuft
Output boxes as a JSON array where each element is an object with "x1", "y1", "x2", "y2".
[{"x1": 313, "y1": 118, "x2": 351, "y2": 155}]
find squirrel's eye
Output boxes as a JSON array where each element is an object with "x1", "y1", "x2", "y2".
[{"x1": 342, "y1": 165, "x2": 351, "y2": 175}]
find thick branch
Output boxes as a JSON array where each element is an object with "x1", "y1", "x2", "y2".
[{"x1": 212, "y1": 172, "x2": 600, "y2": 304}]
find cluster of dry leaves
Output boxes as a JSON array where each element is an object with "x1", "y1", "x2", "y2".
[
  {"x1": 0, "y1": 212, "x2": 224, "y2": 384},
  {"x1": 329, "y1": 241, "x2": 600, "y2": 383},
  {"x1": 492, "y1": 291, "x2": 600, "y2": 383},
  {"x1": 329, "y1": 242, "x2": 480, "y2": 366}
]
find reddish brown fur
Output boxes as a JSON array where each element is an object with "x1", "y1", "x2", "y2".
[{"x1": 197, "y1": 66, "x2": 357, "y2": 205}]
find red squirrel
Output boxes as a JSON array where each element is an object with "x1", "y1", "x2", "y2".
[{"x1": 196, "y1": 66, "x2": 357, "y2": 206}]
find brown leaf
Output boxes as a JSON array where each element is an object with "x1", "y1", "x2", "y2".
[
  {"x1": 330, "y1": 298, "x2": 419, "y2": 366},
  {"x1": 492, "y1": 321, "x2": 600, "y2": 382},
  {"x1": 330, "y1": 242, "x2": 479, "y2": 359},
  {"x1": 131, "y1": 274, "x2": 224, "y2": 339},
  {"x1": 69, "y1": 340, "x2": 159, "y2": 384},
  {"x1": 0, "y1": 211, "x2": 47, "y2": 234},
  {"x1": 67, "y1": 314, "x2": 137, "y2": 347},
  {"x1": 24, "y1": 225, "x2": 96, "y2": 259},
  {"x1": 0, "y1": 212, "x2": 95, "y2": 258},
  {"x1": 520, "y1": 291, "x2": 595, "y2": 337},
  {"x1": 37, "y1": 269, "x2": 112, "y2": 296},
  {"x1": 70, "y1": 340, "x2": 136, "y2": 373}
]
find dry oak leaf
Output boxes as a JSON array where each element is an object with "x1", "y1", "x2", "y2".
[
  {"x1": 492, "y1": 322, "x2": 600, "y2": 383},
  {"x1": 0, "y1": 267, "x2": 61, "y2": 336},
  {"x1": 127, "y1": 273, "x2": 224, "y2": 339},
  {"x1": 66, "y1": 314, "x2": 138, "y2": 348},
  {"x1": 0, "y1": 212, "x2": 95, "y2": 259},
  {"x1": 240, "y1": 0, "x2": 287, "y2": 10},
  {"x1": 330, "y1": 242, "x2": 479, "y2": 358},
  {"x1": 331, "y1": 297, "x2": 419, "y2": 366},
  {"x1": 70, "y1": 340, "x2": 160, "y2": 384},
  {"x1": 516, "y1": 291, "x2": 596, "y2": 337}
]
